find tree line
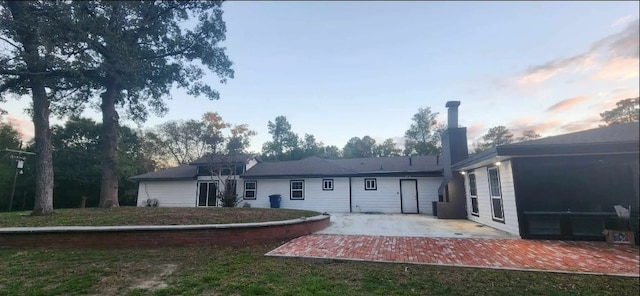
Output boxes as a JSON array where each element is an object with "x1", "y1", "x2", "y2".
[{"x1": 1, "y1": 94, "x2": 636, "y2": 211}]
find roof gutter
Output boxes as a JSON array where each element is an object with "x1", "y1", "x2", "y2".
[{"x1": 349, "y1": 176, "x2": 353, "y2": 213}]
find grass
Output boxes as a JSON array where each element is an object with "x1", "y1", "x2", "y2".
[
  {"x1": 0, "y1": 207, "x2": 320, "y2": 227},
  {"x1": 0, "y1": 245, "x2": 636, "y2": 296}
]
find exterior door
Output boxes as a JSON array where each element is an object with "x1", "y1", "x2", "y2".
[
  {"x1": 197, "y1": 181, "x2": 218, "y2": 207},
  {"x1": 401, "y1": 179, "x2": 418, "y2": 213}
]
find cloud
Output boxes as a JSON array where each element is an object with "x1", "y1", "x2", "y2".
[
  {"x1": 517, "y1": 53, "x2": 594, "y2": 85},
  {"x1": 390, "y1": 136, "x2": 406, "y2": 149},
  {"x1": 546, "y1": 95, "x2": 591, "y2": 112},
  {"x1": 466, "y1": 123, "x2": 485, "y2": 141},
  {"x1": 558, "y1": 116, "x2": 601, "y2": 133},
  {"x1": 596, "y1": 19, "x2": 639, "y2": 59},
  {"x1": 3, "y1": 113, "x2": 34, "y2": 141},
  {"x1": 509, "y1": 119, "x2": 562, "y2": 137},
  {"x1": 588, "y1": 88, "x2": 640, "y2": 112},
  {"x1": 611, "y1": 15, "x2": 633, "y2": 28},
  {"x1": 516, "y1": 19, "x2": 639, "y2": 85},
  {"x1": 509, "y1": 116, "x2": 536, "y2": 126},
  {"x1": 592, "y1": 57, "x2": 640, "y2": 81}
]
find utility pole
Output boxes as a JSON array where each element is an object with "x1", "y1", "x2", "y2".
[{"x1": 5, "y1": 145, "x2": 35, "y2": 211}]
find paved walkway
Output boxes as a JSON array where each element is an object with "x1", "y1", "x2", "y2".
[
  {"x1": 318, "y1": 213, "x2": 516, "y2": 238},
  {"x1": 266, "y1": 234, "x2": 640, "y2": 277}
]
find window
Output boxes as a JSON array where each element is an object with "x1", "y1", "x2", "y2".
[
  {"x1": 290, "y1": 180, "x2": 304, "y2": 200},
  {"x1": 197, "y1": 181, "x2": 218, "y2": 207},
  {"x1": 322, "y1": 179, "x2": 333, "y2": 191},
  {"x1": 487, "y1": 167, "x2": 504, "y2": 222},
  {"x1": 244, "y1": 181, "x2": 256, "y2": 200},
  {"x1": 364, "y1": 178, "x2": 377, "y2": 190},
  {"x1": 468, "y1": 173, "x2": 479, "y2": 216}
]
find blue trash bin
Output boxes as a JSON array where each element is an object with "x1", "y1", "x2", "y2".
[{"x1": 268, "y1": 194, "x2": 282, "y2": 208}]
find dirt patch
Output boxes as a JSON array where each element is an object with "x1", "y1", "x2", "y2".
[{"x1": 130, "y1": 263, "x2": 177, "y2": 292}]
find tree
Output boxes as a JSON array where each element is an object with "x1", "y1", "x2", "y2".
[
  {"x1": 323, "y1": 145, "x2": 342, "y2": 159},
  {"x1": 226, "y1": 124, "x2": 257, "y2": 155},
  {"x1": 50, "y1": 117, "x2": 154, "y2": 208},
  {"x1": 0, "y1": 120, "x2": 22, "y2": 211},
  {"x1": 516, "y1": 130, "x2": 541, "y2": 142},
  {"x1": 301, "y1": 134, "x2": 326, "y2": 158},
  {"x1": 262, "y1": 116, "x2": 299, "y2": 161},
  {"x1": 65, "y1": 1, "x2": 234, "y2": 208},
  {"x1": 600, "y1": 97, "x2": 639, "y2": 125},
  {"x1": 404, "y1": 107, "x2": 443, "y2": 156},
  {"x1": 374, "y1": 138, "x2": 402, "y2": 157},
  {"x1": 0, "y1": 2, "x2": 85, "y2": 215},
  {"x1": 155, "y1": 120, "x2": 209, "y2": 165},
  {"x1": 202, "y1": 112, "x2": 231, "y2": 154},
  {"x1": 343, "y1": 136, "x2": 376, "y2": 158},
  {"x1": 474, "y1": 126, "x2": 514, "y2": 153},
  {"x1": 135, "y1": 130, "x2": 169, "y2": 172}
]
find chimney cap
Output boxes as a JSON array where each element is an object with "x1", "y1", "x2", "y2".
[{"x1": 446, "y1": 101, "x2": 460, "y2": 108}]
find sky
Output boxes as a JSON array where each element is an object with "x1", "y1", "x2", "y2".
[{"x1": 2, "y1": 1, "x2": 639, "y2": 153}]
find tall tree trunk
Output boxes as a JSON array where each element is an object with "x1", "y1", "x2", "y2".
[
  {"x1": 31, "y1": 81, "x2": 55, "y2": 215},
  {"x1": 99, "y1": 81, "x2": 120, "y2": 208},
  {"x1": 6, "y1": 1, "x2": 55, "y2": 215}
]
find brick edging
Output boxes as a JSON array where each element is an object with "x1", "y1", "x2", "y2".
[{"x1": 0, "y1": 214, "x2": 330, "y2": 248}]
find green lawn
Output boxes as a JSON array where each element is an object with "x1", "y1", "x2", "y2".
[
  {"x1": 0, "y1": 207, "x2": 319, "y2": 227},
  {"x1": 0, "y1": 245, "x2": 636, "y2": 296}
]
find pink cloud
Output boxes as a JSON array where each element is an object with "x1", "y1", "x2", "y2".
[
  {"x1": 546, "y1": 95, "x2": 591, "y2": 112},
  {"x1": 559, "y1": 116, "x2": 601, "y2": 133},
  {"x1": 508, "y1": 117, "x2": 562, "y2": 137},
  {"x1": 592, "y1": 57, "x2": 639, "y2": 81},
  {"x1": 589, "y1": 88, "x2": 640, "y2": 111},
  {"x1": 516, "y1": 19, "x2": 638, "y2": 86},
  {"x1": 510, "y1": 116, "x2": 536, "y2": 126},
  {"x1": 466, "y1": 122, "x2": 485, "y2": 141},
  {"x1": 4, "y1": 114, "x2": 34, "y2": 142}
]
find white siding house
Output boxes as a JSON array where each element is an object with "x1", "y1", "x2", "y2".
[
  {"x1": 131, "y1": 155, "x2": 444, "y2": 215},
  {"x1": 137, "y1": 180, "x2": 197, "y2": 207},
  {"x1": 463, "y1": 160, "x2": 519, "y2": 236},
  {"x1": 131, "y1": 154, "x2": 258, "y2": 208},
  {"x1": 238, "y1": 156, "x2": 444, "y2": 214},
  {"x1": 243, "y1": 178, "x2": 351, "y2": 212},
  {"x1": 350, "y1": 177, "x2": 441, "y2": 214}
]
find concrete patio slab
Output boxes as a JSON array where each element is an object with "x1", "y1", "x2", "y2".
[
  {"x1": 317, "y1": 213, "x2": 516, "y2": 239},
  {"x1": 266, "y1": 234, "x2": 640, "y2": 277}
]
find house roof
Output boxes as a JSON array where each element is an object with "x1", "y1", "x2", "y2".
[
  {"x1": 452, "y1": 122, "x2": 640, "y2": 170},
  {"x1": 241, "y1": 155, "x2": 442, "y2": 178},
  {"x1": 189, "y1": 153, "x2": 257, "y2": 165},
  {"x1": 326, "y1": 156, "x2": 440, "y2": 173},
  {"x1": 129, "y1": 164, "x2": 197, "y2": 181}
]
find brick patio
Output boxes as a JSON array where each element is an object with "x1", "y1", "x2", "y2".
[{"x1": 266, "y1": 234, "x2": 640, "y2": 276}]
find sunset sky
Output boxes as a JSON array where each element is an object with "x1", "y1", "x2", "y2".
[{"x1": 2, "y1": 1, "x2": 639, "y2": 152}]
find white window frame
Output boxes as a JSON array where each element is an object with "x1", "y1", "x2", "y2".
[
  {"x1": 468, "y1": 172, "x2": 479, "y2": 216},
  {"x1": 290, "y1": 180, "x2": 304, "y2": 200},
  {"x1": 487, "y1": 167, "x2": 504, "y2": 222},
  {"x1": 364, "y1": 178, "x2": 377, "y2": 190},
  {"x1": 244, "y1": 181, "x2": 257, "y2": 200},
  {"x1": 322, "y1": 179, "x2": 333, "y2": 191},
  {"x1": 197, "y1": 181, "x2": 219, "y2": 207}
]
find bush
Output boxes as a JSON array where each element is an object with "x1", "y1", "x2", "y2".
[{"x1": 219, "y1": 191, "x2": 239, "y2": 207}]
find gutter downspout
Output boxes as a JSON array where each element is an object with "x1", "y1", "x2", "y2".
[{"x1": 349, "y1": 177, "x2": 353, "y2": 213}]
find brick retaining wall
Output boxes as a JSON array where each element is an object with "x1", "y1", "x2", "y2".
[{"x1": 0, "y1": 215, "x2": 330, "y2": 248}]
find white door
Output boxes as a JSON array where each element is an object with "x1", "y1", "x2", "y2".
[{"x1": 401, "y1": 179, "x2": 418, "y2": 213}]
